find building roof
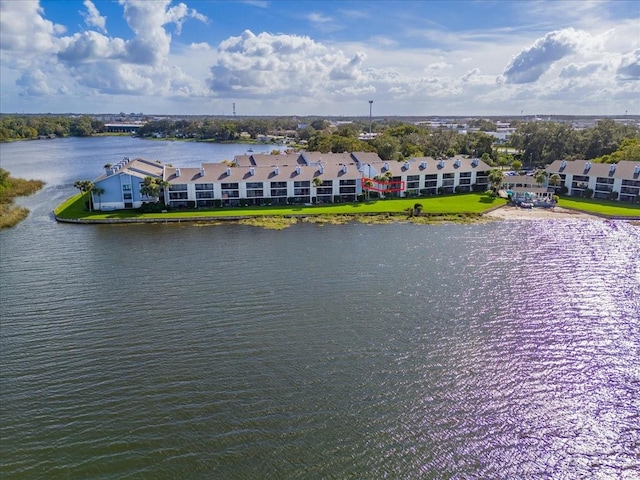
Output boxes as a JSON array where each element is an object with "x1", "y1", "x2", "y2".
[
  {"x1": 165, "y1": 162, "x2": 361, "y2": 184},
  {"x1": 300, "y1": 151, "x2": 355, "y2": 166},
  {"x1": 242, "y1": 153, "x2": 305, "y2": 166},
  {"x1": 94, "y1": 157, "x2": 164, "y2": 182},
  {"x1": 361, "y1": 156, "x2": 491, "y2": 177}
]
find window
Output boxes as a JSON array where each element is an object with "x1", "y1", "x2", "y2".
[
  {"x1": 195, "y1": 183, "x2": 214, "y2": 191},
  {"x1": 169, "y1": 184, "x2": 187, "y2": 191},
  {"x1": 169, "y1": 192, "x2": 188, "y2": 200}
]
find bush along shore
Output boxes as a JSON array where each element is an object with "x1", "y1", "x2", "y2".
[{"x1": 0, "y1": 169, "x2": 45, "y2": 230}]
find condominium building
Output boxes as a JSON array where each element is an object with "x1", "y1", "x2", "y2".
[
  {"x1": 546, "y1": 160, "x2": 640, "y2": 202},
  {"x1": 91, "y1": 153, "x2": 492, "y2": 210}
]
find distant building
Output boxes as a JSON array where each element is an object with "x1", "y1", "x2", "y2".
[{"x1": 105, "y1": 123, "x2": 141, "y2": 133}]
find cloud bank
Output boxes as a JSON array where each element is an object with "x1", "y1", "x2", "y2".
[{"x1": 0, "y1": 0, "x2": 638, "y2": 115}]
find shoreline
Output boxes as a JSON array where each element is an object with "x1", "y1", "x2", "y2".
[
  {"x1": 483, "y1": 205, "x2": 605, "y2": 221},
  {"x1": 54, "y1": 205, "x2": 640, "y2": 229}
]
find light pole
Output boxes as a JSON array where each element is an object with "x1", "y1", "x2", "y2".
[{"x1": 369, "y1": 100, "x2": 373, "y2": 135}]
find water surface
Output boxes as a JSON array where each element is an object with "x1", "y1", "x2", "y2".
[{"x1": 1, "y1": 138, "x2": 639, "y2": 479}]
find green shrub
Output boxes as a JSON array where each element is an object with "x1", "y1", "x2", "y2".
[{"x1": 139, "y1": 202, "x2": 164, "y2": 213}]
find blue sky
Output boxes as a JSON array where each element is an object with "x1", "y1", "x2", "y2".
[{"x1": 1, "y1": 0, "x2": 638, "y2": 116}]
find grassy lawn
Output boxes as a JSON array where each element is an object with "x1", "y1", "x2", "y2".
[
  {"x1": 55, "y1": 192, "x2": 505, "y2": 221},
  {"x1": 558, "y1": 196, "x2": 640, "y2": 217}
]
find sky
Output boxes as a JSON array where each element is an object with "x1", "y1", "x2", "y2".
[{"x1": 1, "y1": 0, "x2": 639, "y2": 117}]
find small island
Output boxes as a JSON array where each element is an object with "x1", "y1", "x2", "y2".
[{"x1": 0, "y1": 169, "x2": 44, "y2": 230}]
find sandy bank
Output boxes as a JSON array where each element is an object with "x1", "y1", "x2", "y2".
[{"x1": 484, "y1": 205, "x2": 600, "y2": 220}]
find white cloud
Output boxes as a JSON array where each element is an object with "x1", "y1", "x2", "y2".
[
  {"x1": 208, "y1": 30, "x2": 368, "y2": 99},
  {"x1": 307, "y1": 12, "x2": 332, "y2": 24},
  {"x1": 16, "y1": 68, "x2": 50, "y2": 96},
  {"x1": 559, "y1": 62, "x2": 603, "y2": 79},
  {"x1": 1, "y1": 0, "x2": 637, "y2": 116},
  {"x1": 502, "y1": 28, "x2": 592, "y2": 84},
  {"x1": 617, "y1": 49, "x2": 640, "y2": 81},
  {"x1": 58, "y1": 31, "x2": 127, "y2": 62},
  {"x1": 82, "y1": 0, "x2": 107, "y2": 33},
  {"x1": 0, "y1": 0, "x2": 62, "y2": 59}
]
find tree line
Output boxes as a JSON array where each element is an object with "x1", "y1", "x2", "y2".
[
  {"x1": 2, "y1": 114, "x2": 638, "y2": 168},
  {"x1": 0, "y1": 115, "x2": 106, "y2": 140}
]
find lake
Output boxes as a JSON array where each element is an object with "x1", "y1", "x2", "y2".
[{"x1": 1, "y1": 137, "x2": 639, "y2": 479}]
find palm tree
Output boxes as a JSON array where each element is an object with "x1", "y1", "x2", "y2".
[
  {"x1": 312, "y1": 177, "x2": 323, "y2": 203},
  {"x1": 93, "y1": 186, "x2": 105, "y2": 211},
  {"x1": 140, "y1": 177, "x2": 169, "y2": 204},
  {"x1": 74, "y1": 180, "x2": 94, "y2": 211},
  {"x1": 488, "y1": 168, "x2": 504, "y2": 192},
  {"x1": 363, "y1": 179, "x2": 374, "y2": 200},
  {"x1": 533, "y1": 170, "x2": 547, "y2": 188},
  {"x1": 381, "y1": 170, "x2": 393, "y2": 197},
  {"x1": 140, "y1": 176, "x2": 161, "y2": 199}
]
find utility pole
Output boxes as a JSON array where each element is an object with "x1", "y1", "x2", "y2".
[{"x1": 369, "y1": 100, "x2": 373, "y2": 135}]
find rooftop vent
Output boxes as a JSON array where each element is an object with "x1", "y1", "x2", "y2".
[
  {"x1": 383, "y1": 162, "x2": 389, "y2": 171},
  {"x1": 454, "y1": 159, "x2": 461, "y2": 168},
  {"x1": 438, "y1": 159, "x2": 445, "y2": 168},
  {"x1": 200, "y1": 167, "x2": 205, "y2": 177},
  {"x1": 175, "y1": 168, "x2": 181, "y2": 177},
  {"x1": 295, "y1": 165, "x2": 301, "y2": 175},
  {"x1": 342, "y1": 165, "x2": 348, "y2": 173},
  {"x1": 585, "y1": 161, "x2": 591, "y2": 170},
  {"x1": 609, "y1": 164, "x2": 616, "y2": 173},
  {"x1": 560, "y1": 160, "x2": 567, "y2": 169},
  {"x1": 471, "y1": 158, "x2": 479, "y2": 167},
  {"x1": 249, "y1": 167, "x2": 255, "y2": 176},
  {"x1": 226, "y1": 167, "x2": 231, "y2": 176},
  {"x1": 635, "y1": 165, "x2": 640, "y2": 175},
  {"x1": 318, "y1": 164, "x2": 324, "y2": 174},
  {"x1": 420, "y1": 160, "x2": 427, "y2": 169},
  {"x1": 274, "y1": 166, "x2": 279, "y2": 175},
  {"x1": 403, "y1": 161, "x2": 410, "y2": 170}
]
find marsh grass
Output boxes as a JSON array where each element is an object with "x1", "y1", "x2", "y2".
[{"x1": 0, "y1": 170, "x2": 45, "y2": 229}]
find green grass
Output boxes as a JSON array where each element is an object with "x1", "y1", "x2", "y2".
[
  {"x1": 54, "y1": 192, "x2": 506, "y2": 221},
  {"x1": 558, "y1": 196, "x2": 640, "y2": 217}
]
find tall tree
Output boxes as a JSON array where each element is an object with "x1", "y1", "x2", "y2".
[
  {"x1": 488, "y1": 169, "x2": 504, "y2": 192},
  {"x1": 74, "y1": 180, "x2": 94, "y2": 211}
]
